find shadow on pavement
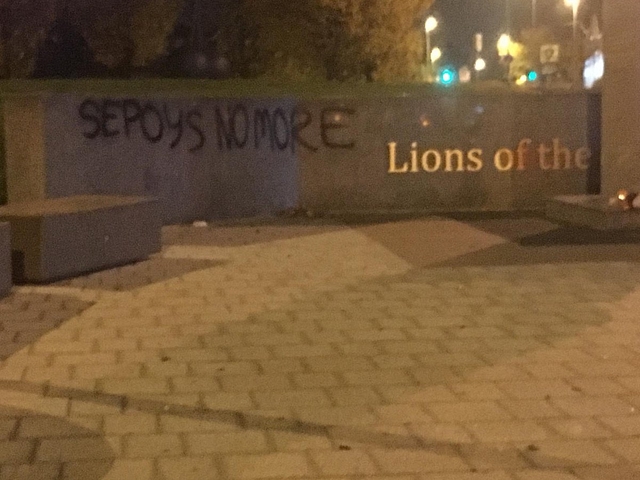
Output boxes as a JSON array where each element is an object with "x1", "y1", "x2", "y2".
[
  {"x1": 0, "y1": 293, "x2": 94, "y2": 362},
  {"x1": 0, "y1": 405, "x2": 115, "y2": 479},
  {"x1": 163, "y1": 223, "x2": 347, "y2": 247},
  {"x1": 52, "y1": 257, "x2": 223, "y2": 291}
]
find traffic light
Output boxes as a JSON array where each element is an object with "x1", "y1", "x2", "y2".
[{"x1": 439, "y1": 67, "x2": 457, "y2": 86}]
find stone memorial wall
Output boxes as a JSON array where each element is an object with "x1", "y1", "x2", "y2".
[{"x1": 2, "y1": 91, "x2": 601, "y2": 224}]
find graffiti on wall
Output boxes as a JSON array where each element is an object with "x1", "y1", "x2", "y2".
[{"x1": 78, "y1": 99, "x2": 356, "y2": 154}]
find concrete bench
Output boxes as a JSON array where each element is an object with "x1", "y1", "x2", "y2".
[
  {"x1": 0, "y1": 222, "x2": 10, "y2": 297},
  {"x1": 546, "y1": 195, "x2": 640, "y2": 230},
  {"x1": 0, "y1": 196, "x2": 161, "y2": 283}
]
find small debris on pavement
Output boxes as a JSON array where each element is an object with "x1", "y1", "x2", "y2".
[{"x1": 193, "y1": 221, "x2": 208, "y2": 228}]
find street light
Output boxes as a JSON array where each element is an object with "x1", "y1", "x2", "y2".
[
  {"x1": 531, "y1": 0, "x2": 537, "y2": 27},
  {"x1": 497, "y1": 34, "x2": 513, "y2": 82},
  {"x1": 430, "y1": 47, "x2": 442, "y2": 64},
  {"x1": 565, "y1": 0, "x2": 581, "y2": 84},
  {"x1": 474, "y1": 57, "x2": 486, "y2": 72},
  {"x1": 497, "y1": 34, "x2": 512, "y2": 57},
  {"x1": 564, "y1": 0, "x2": 580, "y2": 41},
  {"x1": 425, "y1": 16, "x2": 438, "y2": 81}
]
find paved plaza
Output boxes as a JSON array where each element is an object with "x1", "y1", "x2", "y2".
[{"x1": 2, "y1": 214, "x2": 640, "y2": 480}]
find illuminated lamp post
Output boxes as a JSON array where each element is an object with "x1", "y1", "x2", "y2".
[
  {"x1": 425, "y1": 16, "x2": 438, "y2": 82},
  {"x1": 564, "y1": 0, "x2": 582, "y2": 85},
  {"x1": 497, "y1": 34, "x2": 513, "y2": 82}
]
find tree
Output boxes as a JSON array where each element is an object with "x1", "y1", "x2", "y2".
[
  {"x1": 83, "y1": 0, "x2": 184, "y2": 72},
  {"x1": 131, "y1": 0, "x2": 184, "y2": 67},
  {"x1": 233, "y1": 0, "x2": 434, "y2": 82},
  {"x1": 0, "y1": 0, "x2": 56, "y2": 77},
  {"x1": 320, "y1": 0, "x2": 434, "y2": 82}
]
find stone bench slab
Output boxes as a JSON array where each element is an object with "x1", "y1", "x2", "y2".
[
  {"x1": 0, "y1": 196, "x2": 161, "y2": 283},
  {"x1": 0, "y1": 222, "x2": 10, "y2": 297},
  {"x1": 546, "y1": 194, "x2": 640, "y2": 230}
]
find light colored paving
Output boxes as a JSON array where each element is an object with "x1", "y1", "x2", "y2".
[{"x1": 1, "y1": 218, "x2": 640, "y2": 480}]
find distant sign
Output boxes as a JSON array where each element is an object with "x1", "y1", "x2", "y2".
[{"x1": 540, "y1": 44, "x2": 560, "y2": 64}]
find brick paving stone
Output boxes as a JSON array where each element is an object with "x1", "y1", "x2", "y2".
[
  {"x1": 103, "y1": 413, "x2": 157, "y2": 435},
  {"x1": 411, "y1": 367, "x2": 464, "y2": 385},
  {"x1": 100, "y1": 378, "x2": 169, "y2": 395},
  {"x1": 53, "y1": 352, "x2": 117, "y2": 366},
  {"x1": 269, "y1": 431, "x2": 332, "y2": 451},
  {"x1": 565, "y1": 378, "x2": 630, "y2": 396},
  {"x1": 224, "y1": 452, "x2": 311, "y2": 479},
  {"x1": 144, "y1": 362, "x2": 189, "y2": 377},
  {"x1": 259, "y1": 359, "x2": 306, "y2": 374},
  {"x1": 552, "y1": 396, "x2": 635, "y2": 417},
  {"x1": 255, "y1": 390, "x2": 332, "y2": 409},
  {"x1": 466, "y1": 420, "x2": 549, "y2": 442},
  {"x1": 159, "y1": 415, "x2": 240, "y2": 433},
  {"x1": 378, "y1": 385, "x2": 457, "y2": 404},
  {"x1": 245, "y1": 333, "x2": 303, "y2": 346},
  {"x1": 410, "y1": 423, "x2": 474, "y2": 444},
  {"x1": 0, "y1": 440, "x2": 35, "y2": 464},
  {"x1": 598, "y1": 415, "x2": 640, "y2": 435},
  {"x1": 288, "y1": 372, "x2": 339, "y2": 391},
  {"x1": 158, "y1": 457, "x2": 219, "y2": 480},
  {"x1": 125, "y1": 434, "x2": 183, "y2": 458},
  {"x1": 522, "y1": 440, "x2": 619, "y2": 468},
  {"x1": 19, "y1": 416, "x2": 101, "y2": 438},
  {"x1": 310, "y1": 450, "x2": 379, "y2": 475},
  {"x1": 499, "y1": 399, "x2": 565, "y2": 419},
  {"x1": 328, "y1": 386, "x2": 384, "y2": 406},
  {"x1": 187, "y1": 431, "x2": 268, "y2": 454},
  {"x1": 343, "y1": 369, "x2": 414, "y2": 386},
  {"x1": 373, "y1": 354, "x2": 420, "y2": 369},
  {"x1": 37, "y1": 437, "x2": 118, "y2": 462},
  {"x1": 336, "y1": 342, "x2": 384, "y2": 356},
  {"x1": 428, "y1": 401, "x2": 512, "y2": 423},
  {"x1": 371, "y1": 448, "x2": 468, "y2": 474},
  {"x1": 220, "y1": 374, "x2": 292, "y2": 392},
  {"x1": 0, "y1": 395, "x2": 69, "y2": 418},
  {"x1": 497, "y1": 380, "x2": 581, "y2": 399},
  {"x1": 191, "y1": 361, "x2": 259, "y2": 376},
  {"x1": 545, "y1": 418, "x2": 613, "y2": 439},
  {"x1": 202, "y1": 392, "x2": 256, "y2": 410},
  {"x1": 229, "y1": 346, "x2": 272, "y2": 360},
  {"x1": 458, "y1": 443, "x2": 531, "y2": 470},
  {"x1": 373, "y1": 404, "x2": 432, "y2": 424},
  {"x1": 0, "y1": 463, "x2": 61, "y2": 480},
  {"x1": 418, "y1": 473, "x2": 513, "y2": 480},
  {"x1": 75, "y1": 363, "x2": 142, "y2": 380},
  {"x1": 171, "y1": 376, "x2": 221, "y2": 393},
  {"x1": 0, "y1": 420, "x2": 16, "y2": 441},
  {"x1": 571, "y1": 465, "x2": 640, "y2": 480},
  {"x1": 305, "y1": 356, "x2": 376, "y2": 372},
  {"x1": 273, "y1": 344, "x2": 336, "y2": 358},
  {"x1": 62, "y1": 459, "x2": 154, "y2": 480},
  {"x1": 382, "y1": 341, "x2": 441, "y2": 355},
  {"x1": 449, "y1": 382, "x2": 506, "y2": 400},
  {"x1": 564, "y1": 360, "x2": 638, "y2": 377},
  {"x1": 604, "y1": 437, "x2": 640, "y2": 462},
  {"x1": 513, "y1": 471, "x2": 582, "y2": 480},
  {"x1": 295, "y1": 406, "x2": 378, "y2": 426},
  {"x1": 616, "y1": 376, "x2": 640, "y2": 392}
]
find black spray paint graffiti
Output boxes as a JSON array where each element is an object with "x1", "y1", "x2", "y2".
[
  {"x1": 78, "y1": 99, "x2": 356, "y2": 154},
  {"x1": 213, "y1": 104, "x2": 356, "y2": 153},
  {"x1": 79, "y1": 99, "x2": 205, "y2": 152}
]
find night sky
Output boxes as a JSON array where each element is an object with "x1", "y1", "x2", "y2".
[{"x1": 432, "y1": 0, "x2": 601, "y2": 67}]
